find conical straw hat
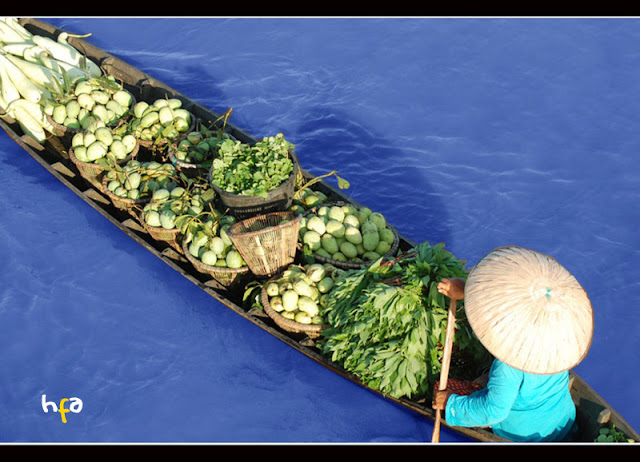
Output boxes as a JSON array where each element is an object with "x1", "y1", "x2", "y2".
[{"x1": 464, "y1": 246, "x2": 594, "y2": 375}]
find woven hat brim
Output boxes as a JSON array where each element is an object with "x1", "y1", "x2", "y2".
[{"x1": 464, "y1": 246, "x2": 594, "y2": 375}]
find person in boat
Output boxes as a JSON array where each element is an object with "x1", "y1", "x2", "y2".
[{"x1": 431, "y1": 246, "x2": 594, "y2": 442}]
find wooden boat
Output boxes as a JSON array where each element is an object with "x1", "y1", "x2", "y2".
[{"x1": 1, "y1": 18, "x2": 638, "y2": 444}]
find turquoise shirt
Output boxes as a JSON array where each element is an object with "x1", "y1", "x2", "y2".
[{"x1": 445, "y1": 358, "x2": 576, "y2": 442}]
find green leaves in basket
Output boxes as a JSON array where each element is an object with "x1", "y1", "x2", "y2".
[
  {"x1": 317, "y1": 241, "x2": 492, "y2": 400},
  {"x1": 209, "y1": 133, "x2": 295, "y2": 198}
]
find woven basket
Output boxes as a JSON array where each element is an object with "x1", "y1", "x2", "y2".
[
  {"x1": 181, "y1": 238, "x2": 251, "y2": 288},
  {"x1": 144, "y1": 223, "x2": 182, "y2": 253},
  {"x1": 260, "y1": 283, "x2": 328, "y2": 339},
  {"x1": 46, "y1": 91, "x2": 136, "y2": 142},
  {"x1": 68, "y1": 148, "x2": 107, "y2": 192},
  {"x1": 46, "y1": 113, "x2": 83, "y2": 140},
  {"x1": 100, "y1": 174, "x2": 150, "y2": 215},
  {"x1": 227, "y1": 211, "x2": 301, "y2": 277},
  {"x1": 138, "y1": 208, "x2": 183, "y2": 253},
  {"x1": 301, "y1": 201, "x2": 400, "y2": 270},
  {"x1": 69, "y1": 142, "x2": 139, "y2": 192},
  {"x1": 208, "y1": 150, "x2": 300, "y2": 220}
]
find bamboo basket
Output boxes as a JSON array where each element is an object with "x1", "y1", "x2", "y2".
[
  {"x1": 137, "y1": 206, "x2": 183, "y2": 253},
  {"x1": 100, "y1": 174, "x2": 150, "y2": 216},
  {"x1": 301, "y1": 201, "x2": 400, "y2": 270},
  {"x1": 46, "y1": 114, "x2": 83, "y2": 142},
  {"x1": 227, "y1": 211, "x2": 301, "y2": 277},
  {"x1": 46, "y1": 90, "x2": 136, "y2": 143},
  {"x1": 260, "y1": 283, "x2": 328, "y2": 339},
  {"x1": 208, "y1": 151, "x2": 300, "y2": 220},
  {"x1": 181, "y1": 238, "x2": 251, "y2": 289},
  {"x1": 142, "y1": 221, "x2": 183, "y2": 253},
  {"x1": 69, "y1": 142, "x2": 139, "y2": 193}
]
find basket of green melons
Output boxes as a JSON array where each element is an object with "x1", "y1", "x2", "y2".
[
  {"x1": 260, "y1": 263, "x2": 340, "y2": 338},
  {"x1": 180, "y1": 210, "x2": 251, "y2": 289},
  {"x1": 299, "y1": 201, "x2": 399, "y2": 270}
]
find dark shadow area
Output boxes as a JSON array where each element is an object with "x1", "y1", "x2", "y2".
[{"x1": 293, "y1": 108, "x2": 451, "y2": 247}]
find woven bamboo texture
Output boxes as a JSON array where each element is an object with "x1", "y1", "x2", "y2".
[
  {"x1": 181, "y1": 238, "x2": 251, "y2": 288},
  {"x1": 69, "y1": 147, "x2": 106, "y2": 192},
  {"x1": 145, "y1": 225, "x2": 182, "y2": 252},
  {"x1": 227, "y1": 211, "x2": 301, "y2": 277},
  {"x1": 260, "y1": 284, "x2": 328, "y2": 339},
  {"x1": 302, "y1": 201, "x2": 400, "y2": 269},
  {"x1": 464, "y1": 245, "x2": 594, "y2": 375},
  {"x1": 138, "y1": 210, "x2": 183, "y2": 253},
  {"x1": 69, "y1": 142, "x2": 139, "y2": 193},
  {"x1": 46, "y1": 113, "x2": 83, "y2": 140},
  {"x1": 101, "y1": 174, "x2": 150, "y2": 214}
]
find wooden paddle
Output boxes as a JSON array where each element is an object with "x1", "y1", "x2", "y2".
[{"x1": 431, "y1": 295, "x2": 458, "y2": 443}]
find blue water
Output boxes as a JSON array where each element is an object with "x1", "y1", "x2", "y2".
[{"x1": 0, "y1": 17, "x2": 639, "y2": 443}]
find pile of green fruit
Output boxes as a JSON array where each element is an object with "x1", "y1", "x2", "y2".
[
  {"x1": 209, "y1": 132, "x2": 295, "y2": 198},
  {"x1": 103, "y1": 159, "x2": 195, "y2": 202},
  {"x1": 140, "y1": 163, "x2": 214, "y2": 230},
  {"x1": 171, "y1": 125, "x2": 236, "y2": 165},
  {"x1": 44, "y1": 76, "x2": 134, "y2": 130},
  {"x1": 103, "y1": 159, "x2": 148, "y2": 201},
  {"x1": 70, "y1": 124, "x2": 137, "y2": 167},
  {"x1": 181, "y1": 211, "x2": 246, "y2": 270},
  {"x1": 129, "y1": 97, "x2": 193, "y2": 143},
  {"x1": 289, "y1": 188, "x2": 329, "y2": 214},
  {"x1": 263, "y1": 263, "x2": 345, "y2": 325},
  {"x1": 299, "y1": 203, "x2": 396, "y2": 265}
]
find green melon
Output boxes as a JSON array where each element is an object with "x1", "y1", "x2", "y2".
[
  {"x1": 200, "y1": 250, "x2": 218, "y2": 266},
  {"x1": 321, "y1": 234, "x2": 339, "y2": 254},
  {"x1": 282, "y1": 290, "x2": 299, "y2": 312},
  {"x1": 306, "y1": 216, "x2": 326, "y2": 236},
  {"x1": 362, "y1": 230, "x2": 380, "y2": 251},
  {"x1": 225, "y1": 250, "x2": 245, "y2": 268},
  {"x1": 325, "y1": 220, "x2": 345, "y2": 239},
  {"x1": 344, "y1": 226, "x2": 362, "y2": 245},
  {"x1": 340, "y1": 241, "x2": 358, "y2": 259},
  {"x1": 303, "y1": 230, "x2": 322, "y2": 251},
  {"x1": 379, "y1": 227, "x2": 395, "y2": 245}
]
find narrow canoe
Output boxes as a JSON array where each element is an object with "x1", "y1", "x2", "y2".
[{"x1": 1, "y1": 17, "x2": 637, "y2": 444}]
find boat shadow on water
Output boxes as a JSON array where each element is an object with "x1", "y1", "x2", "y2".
[{"x1": 293, "y1": 107, "x2": 452, "y2": 249}]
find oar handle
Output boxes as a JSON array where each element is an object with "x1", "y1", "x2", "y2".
[{"x1": 431, "y1": 296, "x2": 458, "y2": 443}]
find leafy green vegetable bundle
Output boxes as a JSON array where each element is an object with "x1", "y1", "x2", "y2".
[
  {"x1": 209, "y1": 132, "x2": 295, "y2": 198},
  {"x1": 318, "y1": 241, "x2": 491, "y2": 400}
]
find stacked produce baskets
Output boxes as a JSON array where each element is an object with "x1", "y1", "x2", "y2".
[
  {"x1": 0, "y1": 19, "x2": 400, "y2": 339},
  {"x1": 228, "y1": 211, "x2": 301, "y2": 278}
]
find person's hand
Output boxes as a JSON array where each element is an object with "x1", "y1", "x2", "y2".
[
  {"x1": 432, "y1": 389, "x2": 453, "y2": 411},
  {"x1": 437, "y1": 278, "x2": 466, "y2": 300}
]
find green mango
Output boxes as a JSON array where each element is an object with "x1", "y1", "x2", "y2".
[
  {"x1": 362, "y1": 230, "x2": 380, "y2": 251},
  {"x1": 225, "y1": 250, "x2": 245, "y2": 269}
]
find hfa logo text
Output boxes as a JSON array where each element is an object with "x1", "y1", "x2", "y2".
[{"x1": 42, "y1": 394, "x2": 83, "y2": 423}]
